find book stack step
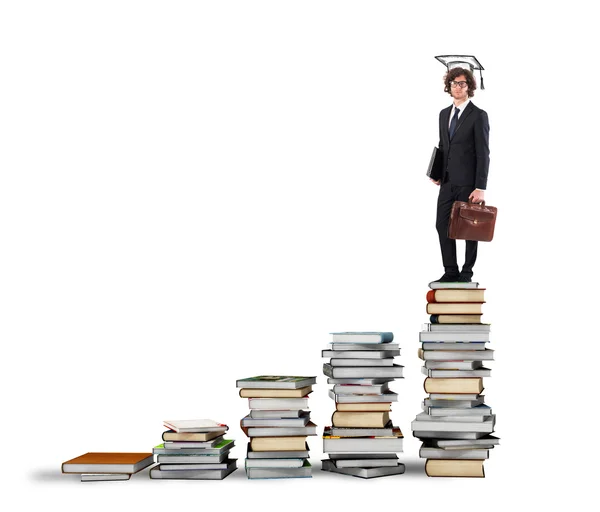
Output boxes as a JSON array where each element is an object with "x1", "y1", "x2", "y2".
[
  {"x1": 150, "y1": 419, "x2": 237, "y2": 480},
  {"x1": 61, "y1": 452, "x2": 155, "y2": 482},
  {"x1": 411, "y1": 282, "x2": 500, "y2": 477},
  {"x1": 321, "y1": 332, "x2": 405, "y2": 478},
  {"x1": 236, "y1": 376, "x2": 318, "y2": 479}
]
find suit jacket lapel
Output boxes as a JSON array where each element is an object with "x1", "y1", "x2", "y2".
[
  {"x1": 442, "y1": 106, "x2": 451, "y2": 147},
  {"x1": 450, "y1": 101, "x2": 474, "y2": 141}
]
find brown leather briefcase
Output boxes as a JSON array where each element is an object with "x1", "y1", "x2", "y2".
[{"x1": 448, "y1": 201, "x2": 497, "y2": 242}]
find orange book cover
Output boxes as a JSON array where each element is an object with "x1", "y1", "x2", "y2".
[{"x1": 62, "y1": 452, "x2": 154, "y2": 473}]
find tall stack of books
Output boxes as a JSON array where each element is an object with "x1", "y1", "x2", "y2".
[
  {"x1": 149, "y1": 419, "x2": 237, "y2": 480},
  {"x1": 411, "y1": 282, "x2": 500, "y2": 477},
  {"x1": 321, "y1": 332, "x2": 405, "y2": 478},
  {"x1": 236, "y1": 376, "x2": 317, "y2": 479}
]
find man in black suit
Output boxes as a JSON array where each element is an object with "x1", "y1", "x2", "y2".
[{"x1": 431, "y1": 66, "x2": 490, "y2": 283}]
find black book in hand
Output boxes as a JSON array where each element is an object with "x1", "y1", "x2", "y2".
[{"x1": 427, "y1": 146, "x2": 443, "y2": 181}]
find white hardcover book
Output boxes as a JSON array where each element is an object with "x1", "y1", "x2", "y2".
[
  {"x1": 156, "y1": 453, "x2": 229, "y2": 464},
  {"x1": 424, "y1": 398, "x2": 485, "y2": 408},
  {"x1": 428, "y1": 281, "x2": 479, "y2": 290},
  {"x1": 163, "y1": 419, "x2": 227, "y2": 433},
  {"x1": 428, "y1": 393, "x2": 482, "y2": 400},
  {"x1": 425, "y1": 404, "x2": 492, "y2": 416},
  {"x1": 323, "y1": 433, "x2": 404, "y2": 453},
  {"x1": 327, "y1": 378, "x2": 394, "y2": 385},
  {"x1": 244, "y1": 458, "x2": 305, "y2": 468},
  {"x1": 81, "y1": 473, "x2": 131, "y2": 482},
  {"x1": 330, "y1": 358, "x2": 394, "y2": 367},
  {"x1": 323, "y1": 363, "x2": 404, "y2": 379},
  {"x1": 421, "y1": 367, "x2": 491, "y2": 378},
  {"x1": 421, "y1": 349, "x2": 494, "y2": 361},
  {"x1": 420, "y1": 332, "x2": 490, "y2": 342},
  {"x1": 322, "y1": 350, "x2": 400, "y2": 359},
  {"x1": 415, "y1": 413, "x2": 490, "y2": 423},
  {"x1": 163, "y1": 436, "x2": 224, "y2": 448},
  {"x1": 411, "y1": 413, "x2": 496, "y2": 432},
  {"x1": 328, "y1": 389, "x2": 398, "y2": 403},
  {"x1": 424, "y1": 360, "x2": 483, "y2": 370},
  {"x1": 249, "y1": 409, "x2": 304, "y2": 419},
  {"x1": 413, "y1": 431, "x2": 489, "y2": 440},
  {"x1": 328, "y1": 453, "x2": 398, "y2": 467},
  {"x1": 330, "y1": 332, "x2": 394, "y2": 343},
  {"x1": 333, "y1": 457, "x2": 399, "y2": 468},
  {"x1": 433, "y1": 435, "x2": 500, "y2": 448},
  {"x1": 421, "y1": 341, "x2": 487, "y2": 350},
  {"x1": 423, "y1": 323, "x2": 491, "y2": 332},
  {"x1": 241, "y1": 413, "x2": 310, "y2": 427},
  {"x1": 248, "y1": 398, "x2": 310, "y2": 410},
  {"x1": 160, "y1": 461, "x2": 233, "y2": 470},
  {"x1": 332, "y1": 383, "x2": 390, "y2": 394},
  {"x1": 419, "y1": 446, "x2": 489, "y2": 460},
  {"x1": 329, "y1": 424, "x2": 394, "y2": 437},
  {"x1": 245, "y1": 422, "x2": 317, "y2": 437},
  {"x1": 327, "y1": 343, "x2": 400, "y2": 351}
]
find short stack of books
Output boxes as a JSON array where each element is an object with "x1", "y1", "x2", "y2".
[
  {"x1": 236, "y1": 376, "x2": 317, "y2": 479},
  {"x1": 321, "y1": 332, "x2": 405, "y2": 478},
  {"x1": 149, "y1": 419, "x2": 237, "y2": 480},
  {"x1": 61, "y1": 452, "x2": 155, "y2": 482},
  {"x1": 411, "y1": 281, "x2": 500, "y2": 477}
]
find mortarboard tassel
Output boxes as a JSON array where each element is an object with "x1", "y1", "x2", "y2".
[{"x1": 480, "y1": 68, "x2": 485, "y2": 90}]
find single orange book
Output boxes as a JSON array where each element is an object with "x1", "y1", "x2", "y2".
[{"x1": 62, "y1": 452, "x2": 154, "y2": 474}]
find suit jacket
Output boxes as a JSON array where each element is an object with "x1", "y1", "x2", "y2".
[{"x1": 438, "y1": 101, "x2": 490, "y2": 190}]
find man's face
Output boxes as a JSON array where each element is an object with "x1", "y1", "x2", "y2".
[{"x1": 450, "y1": 74, "x2": 469, "y2": 102}]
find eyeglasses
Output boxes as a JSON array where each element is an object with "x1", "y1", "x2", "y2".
[{"x1": 450, "y1": 81, "x2": 468, "y2": 89}]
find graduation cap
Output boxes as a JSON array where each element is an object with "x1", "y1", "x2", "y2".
[{"x1": 435, "y1": 55, "x2": 485, "y2": 90}]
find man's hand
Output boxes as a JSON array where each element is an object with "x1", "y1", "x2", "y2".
[
  {"x1": 430, "y1": 178, "x2": 441, "y2": 186},
  {"x1": 469, "y1": 189, "x2": 485, "y2": 203}
]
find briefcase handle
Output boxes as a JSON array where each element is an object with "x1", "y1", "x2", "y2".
[{"x1": 469, "y1": 199, "x2": 485, "y2": 206}]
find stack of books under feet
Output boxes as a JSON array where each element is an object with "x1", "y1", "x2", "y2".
[
  {"x1": 411, "y1": 280, "x2": 500, "y2": 477},
  {"x1": 150, "y1": 419, "x2": 237, "y2": 480},
  {"x1": 237, "y1": 376, "x2": 317, "y2": 479},
  {"x1": 321, "y1": 332, "x2": 405, "y2": 478}
]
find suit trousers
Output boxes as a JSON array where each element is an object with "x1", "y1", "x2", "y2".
[{"x1": 436, "y1": 181, "x2": 478, "y2": 277}]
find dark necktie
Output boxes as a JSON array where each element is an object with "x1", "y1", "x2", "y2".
[{"x1": 449, "y1": 108, "x2": 460, "y2": 139}]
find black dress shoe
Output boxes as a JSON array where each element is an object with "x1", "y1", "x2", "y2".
[
  {"x1": 457, "y1": 273, "x2": 472, "y2": 282},
  {"x1": 436, "y1": 272, "x2": 460, "y2": 283}
]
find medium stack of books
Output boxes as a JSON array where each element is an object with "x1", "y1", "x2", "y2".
[
  {"x1": 236, "y1": 376, "x2": 317, "y2": 479},
  {"x1": 411, "y1": 281, "x2": 500, "y2": 477},
  {"x1": 321, "y1": 332, "x2": 405, "y2": 478},
  {"x1": 149, "y1": 419, "x2": 237, "y2": 480}
]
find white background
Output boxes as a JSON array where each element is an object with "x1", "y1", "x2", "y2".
[{"x1": 1, "y1": 1, "x2": 598, "y2": 510}]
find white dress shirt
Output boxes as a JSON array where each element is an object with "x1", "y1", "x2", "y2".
[{"x1": 448, "y1": 98, "x2": 471, "y2": 128}]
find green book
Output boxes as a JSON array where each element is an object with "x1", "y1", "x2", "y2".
[{"x1": 153, "y1": 439, "x2": 234, "y2": 455}]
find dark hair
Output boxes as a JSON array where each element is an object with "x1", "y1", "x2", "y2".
[{"x1": 444, "y1": 67, "x2": 477, "y2": 98}]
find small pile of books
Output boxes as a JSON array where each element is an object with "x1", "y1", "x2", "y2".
[
  {"x1": 236, "y1": 375, "x2": 317, "y2": 479},
  {"x1": 61, "y1": 452, "x2": 155, "y2": 482},
  {"x1": 149, "y1": 419, "x2": 237, "y2": 480},
  {"x1": 321, "y1": 332, "x2": 405, "y2": 478},
  {"x1": 411, "y1": 281, "x2": 500, "y2": 477}
]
